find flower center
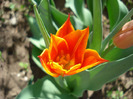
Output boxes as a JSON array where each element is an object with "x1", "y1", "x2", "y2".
[{"x1": 56, "y1": 53, "x2": 70, "y2": 69}]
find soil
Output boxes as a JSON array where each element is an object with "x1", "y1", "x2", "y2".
[{"x1": 0, "y1": 0, "x2": 133, "y2": 99}]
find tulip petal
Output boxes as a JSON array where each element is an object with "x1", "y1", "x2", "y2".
[
  {"x1": 64, "y1": 27, "x2": 89, "y2": 63},
  {"x1": 38, "y1": 49, "x2": 59, "y2": 77},
  {"x1": 73, "y1": 49, "x2": 108, "y2": 74},
  {"x1": 56, "y1": 15, "x2": 75, "y2": 38},
  {"x1": 49, "y1": 34, "x2": 69, "y2": 60},
  {"x1": 65, "y1": 64, "x2": 81, "y2": 76},
  {"x1": 82, "y1": 49, "x2": 108, "y2": 67},
  {"x1": 51, "y1": 62, "x2": 67, "y2": 76}
]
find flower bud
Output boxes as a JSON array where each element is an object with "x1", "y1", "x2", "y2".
[{"x1": 113, "y1": 20, "x2": 133, "y2": 49}]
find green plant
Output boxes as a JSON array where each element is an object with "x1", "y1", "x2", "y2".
[
  {"x1": 107, "y1": 90, "x2": 127, "y2": 99},
  {"x1": 0, "y1": 51, "x2": 4, "y2": 61},
  {"x1": 19, "y1": 62, "x2": 29, "y2": 71}
]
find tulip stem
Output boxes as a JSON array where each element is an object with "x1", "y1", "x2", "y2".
[
  {"x1": 90, "y1": 0, "x2": 103, "y2": 52},
  {"x1": 54, "y1": 76, "x2": 70, "y2": 92},
  {"x1": 62, "y1": 77, "x2": 70, "y2": 91}
]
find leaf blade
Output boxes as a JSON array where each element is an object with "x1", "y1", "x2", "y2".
[
  {"x1": 33, "y1": 4, "x2": 50, "y2": 48},
  {"x1": 90, "y1": 0, "x2": 102, "y2": 52},
  {"x1": 16, "y1": 76, "x2": 77, "y2": 99}
]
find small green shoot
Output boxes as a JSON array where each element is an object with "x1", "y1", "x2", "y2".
[
  {"x1": 19, "y1": 62, "x2": 29, "y2": 71},
  {"x1": 9, "y1": 3, "x2": 16, "y2": 10},
  {"x1": 0, "y1": 51, "x2": 4, "y2": 61},
  {"x1": 107, "y1": 90, "x2": 127, "y2": 99}
]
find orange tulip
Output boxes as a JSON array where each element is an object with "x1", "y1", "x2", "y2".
[
  {"x1": 38, "y1": 15, "x2": 108, "y2": 77},
  {"x1": 113, "y1": 20, "x2": 133, "y2": 49}
]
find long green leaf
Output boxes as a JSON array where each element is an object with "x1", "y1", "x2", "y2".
[
  {"x1": 31, "y1": 0, "x2": 41, "y2": 5},
  {"x1": 87, "y1": 0, "x2": 93, "y2": 15},
  {"x1": 49, "y1": 0, "x2": 56, "y2": 7},
  {"x1": 64, "y1": 53, "x2": 133, "y2": 97},
  {"x1": 33, "y1": 5, "x2": 50, "y2": 48},
  {"x1": 106, "y1": 0, "x2": 128, "y2": 30},
  {"x1": 90, "y1": 0, "x2": 102, "y2": 52},
  {"x1": 38, "y1": 0, "x2": 56, "y2": 34},
  {"x1": 87, "y1": 0, "x2": 107, "y2": 15},
  {"x1": 16, "y1": 76, "x2": 77, "y2": 99},
  {"x1": 106, "y1": 0, "x2": 119, "y2": 30}
]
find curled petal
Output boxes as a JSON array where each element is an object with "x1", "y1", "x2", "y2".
[
  {"x1": 38, "y1": 49, "x2": 59, "y2": 77},
  {"x1": 50, "y1": 62, "x2": 67, "y2": 76},
  {"x1": 72, "y1": 49, "x2": 108, "y2": 74},
  {"x1": 82, "y1": 49, "x2": 108, "y2": 67},
  {"x1": 65, "y1": 64, "x2": 81, "y2": 76},
  {"x1": 56, "y1": 15, "x2": 75, "y2": 38},
  {"x1": 49, "y1": 34, "x2": 69, "y2": 60}
]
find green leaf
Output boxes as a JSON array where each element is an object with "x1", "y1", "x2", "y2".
[
  {"x1": 102, "y1": 46, "x2": 133, "y2": 61},
  {"x1": 87, "y1": 0, "x2": 93, "y2": 15},
  {"x1": 90, "y1": 0, "x2": 102, "y2": 52},
  {"x1": 106, "y1": 0, "x2": 128, "y2": 30},
  {"x1": 31, "y1": 0, "x2": 41, "y2": 5},
  {"x1": 49, "y1": 0, "x2": 56, "y2": 7},
  {"x1": 34, "y1": 5, "x2": 50, "y2": 48},
  {"x1": 63, "y1": 53, "x2": 133, "y2": 97},
  {"x1": 50, "y1": 5, "x2": 83, "y2": 30},
  {"x1": 27, "y1": 16, "x2": 41, "y2": 39},
  {"x1": 38, "y1": 0, "x2": 56, "y2": 34},
  {"x1": 16, "y1": 76, "x2": 77, "y2": 99},
  {"x1": 30, "y1": 38, "x2": 45, "y2": 50},
  {"x1": 65, "y1": 0, "x2": 92, "y2": 31},
  {"x1": 118, "y1": 0, "x2": 129, "y2": 22},
  {"x1": 0, "y1": 51, "x2": 4, "y2": 61},
  {"x1": 32, "y1": 46, "x2": 45, "y2": 72},
  {"x1": 65, "y1": 0, "x2": 83, "y2": 19},
  {"x1": 100, "y1": 8, "x2": 133, "y2": 53},
  {"x1": 87, "y1": 0, "x2": 107, "y2": 15},
  {"x1": 27, "y1": 16, "x2": 45, "y2": 50}
]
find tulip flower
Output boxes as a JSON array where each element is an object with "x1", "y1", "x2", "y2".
[
  {"x1": 113, "y1": 20, "x2": 133, "y2": 49},
  {"x1": 38, "y1": 15, "x2": 108, "y2": 77}
]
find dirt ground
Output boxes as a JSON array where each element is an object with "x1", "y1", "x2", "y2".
[{"x1": 0, "y1": 0, "x2": 133, "y2": 99}]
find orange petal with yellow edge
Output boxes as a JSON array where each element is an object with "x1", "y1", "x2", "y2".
[
  {"x1": 65, "y1": 64, "x2": 81, "y2": 76},
  {"x1": 64, "y1": 27, "x2": 89, "y2": 63},
  {"x1": 49, "y1": 34, "x2": 69, "y2": 60},
  {"x1": 82, "y1": 49, "x2": 108, "y2": 67},
  {"x1": 38, "y1": 49, "x2": 59, "y2": 77},
  {"x1": 50, "y1": 62, "x2": 67, "y2": 76},
  {"x1": 74, "y1": 27, "x2": 89, "y2": 63},
  {"x1": 72, "y1": 49, "x2": 108, "y2": 74},
  {"x1": 56, "y1": 15, "x2": 75, "y2": 38}
]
